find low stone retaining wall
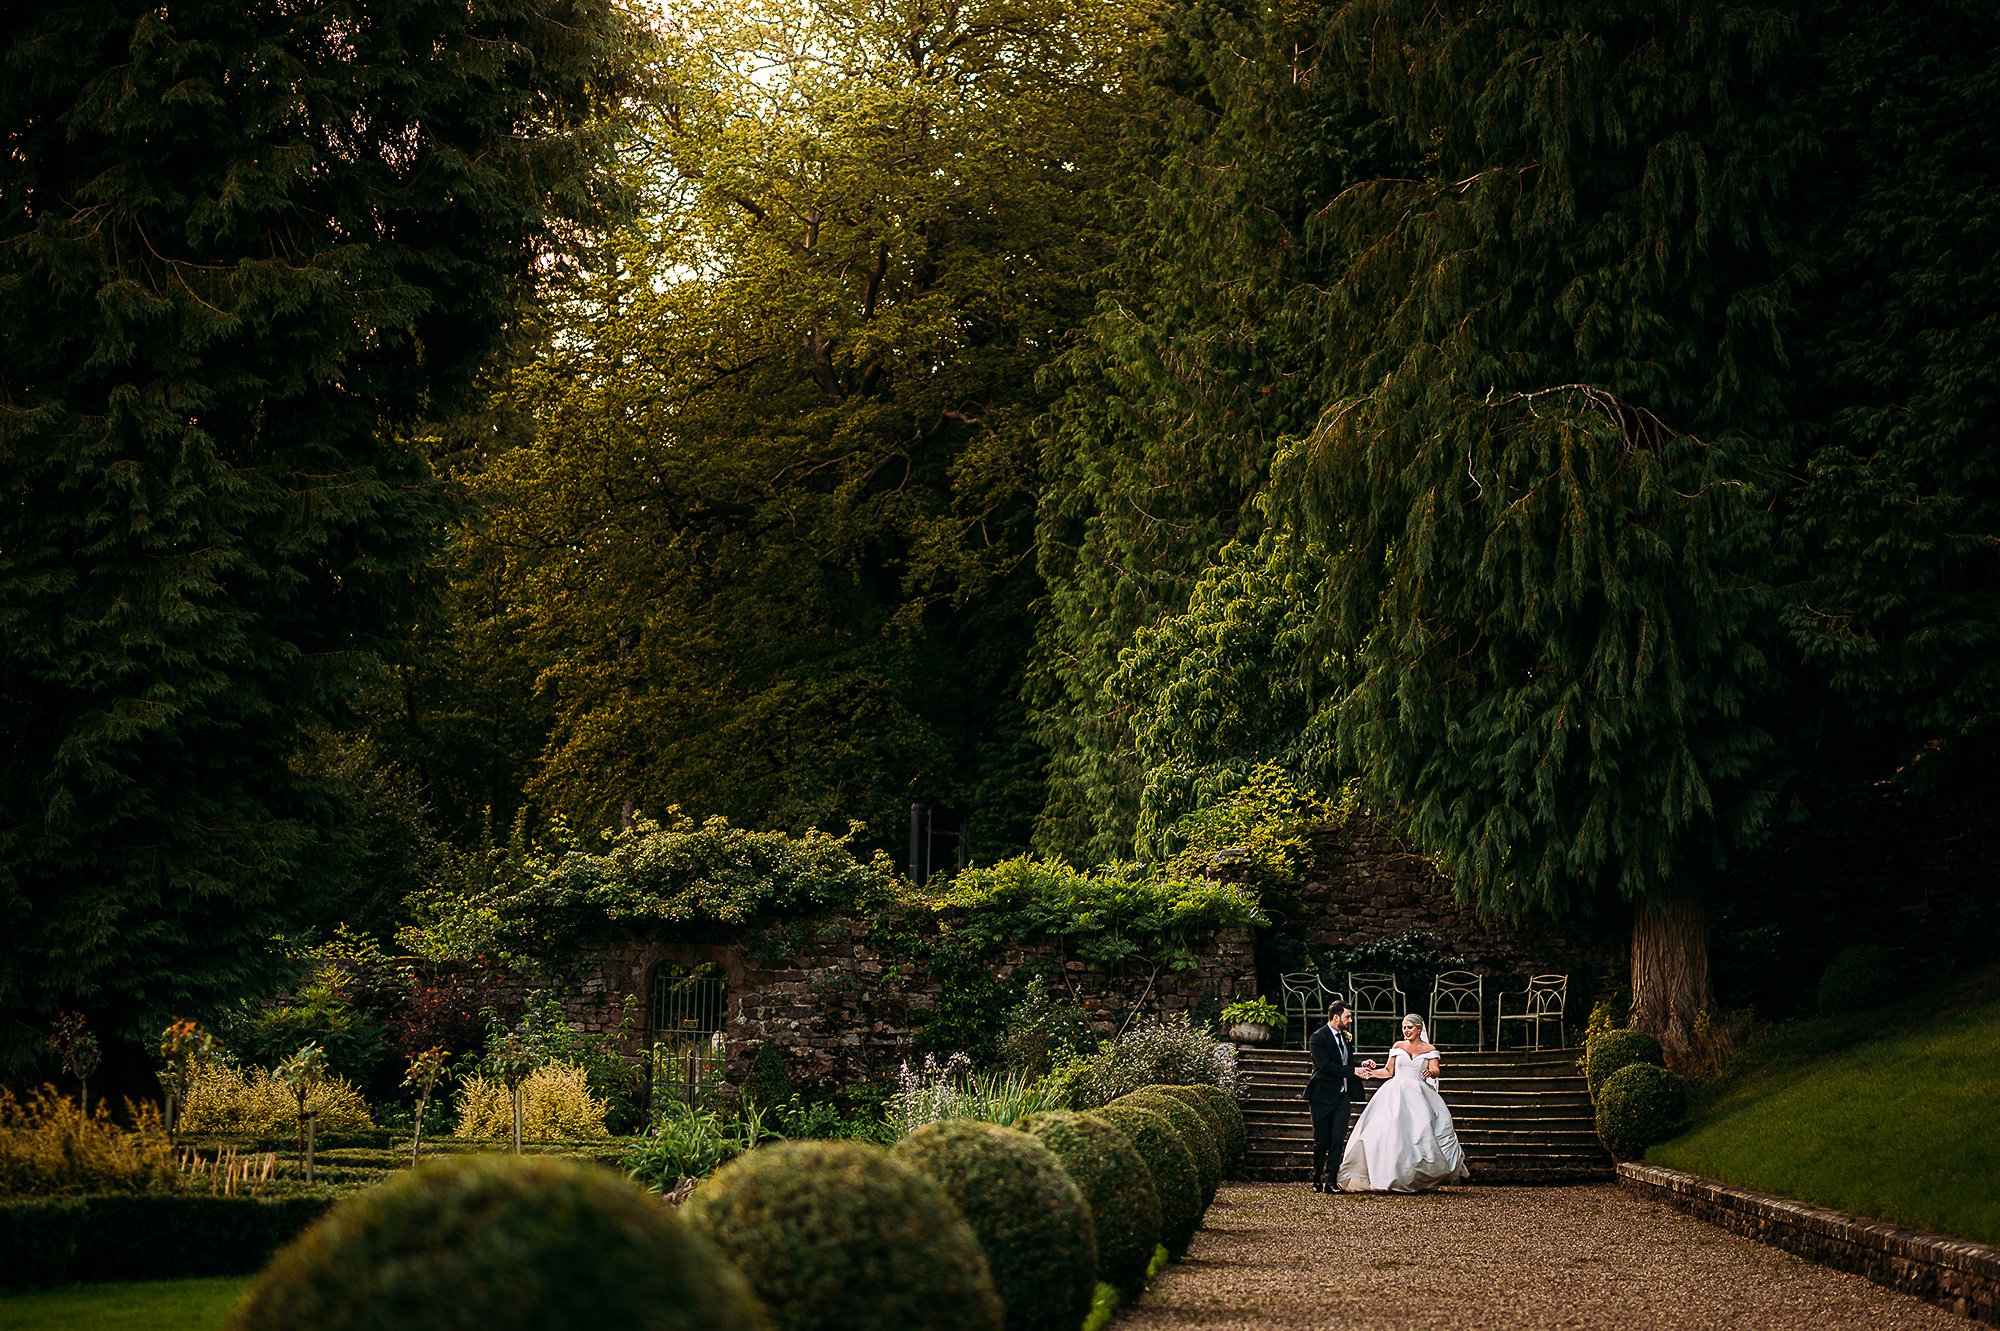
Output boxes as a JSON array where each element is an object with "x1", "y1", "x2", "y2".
[{"x1": 1619, "y1": 1162, "x2": 2000, "y2": 1324}]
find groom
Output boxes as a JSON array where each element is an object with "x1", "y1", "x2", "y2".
[{"x1": 1303, "y1": 1000, "x2": 1367, "y2": 1192}]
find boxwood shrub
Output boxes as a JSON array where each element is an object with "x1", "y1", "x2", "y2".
[
  {"x1": 230, "y1": 1156, "x2": 763, "y2": 1331},
  {"x1": 1584, "y1": 1029, "x2": 1666, "y2": 1097},
  {"x1": 687, "y1": 1139, "x2": 1001, "y2": 1331},
  {"x1": 1594, "y1": 1063, "x2": 1690, "y2": 1161},
  {"x1": 1087, "y1": 1104, "x2": 1202, "y2": 1258},
  {"x1": 0, "y1": 1197, "x2": 84, "y2": 1290},
  {"x1": 1114, "y1": 1090, "x2": 1221, "y2": 1204},
  {"x1": 1150, "y1": 1084, "x2": 1245, "y2": 1169},
  {"x1": 1024, "y1": 1111, "x2": 1160, "y2": 1298},
  {"x1": 0, "y1": 1193, "x2": 337, "y2": 1289},
  {"x1": 892, "y1": 1121, "x2": 1095, "y2": 1331},
  {"x1": 1816, "y1": 945, "x2": 1897, "y2": 1016}
]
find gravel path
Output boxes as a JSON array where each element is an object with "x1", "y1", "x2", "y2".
[{"x1": 1113, "y1": 1182, "x2": 1968, "y2": 1330}]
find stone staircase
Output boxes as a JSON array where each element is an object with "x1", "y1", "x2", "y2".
[{"x1": 1235, "y1": 1045, "x2": 1612, "y2": 1183}]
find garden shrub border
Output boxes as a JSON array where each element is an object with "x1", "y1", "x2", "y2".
[
  {"x1": 1088, "y1": 1104, "x2": 1203, "y2": 1258},
  {"x1": 0, "y1": 1194, "x2": 336, "y2": 1289}
]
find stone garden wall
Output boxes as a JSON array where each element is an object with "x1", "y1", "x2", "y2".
[
  {"x1": 545, "y1": 912, "x2": 1259, "y2": 1096},
  {"x1": 1620, "y1": 1163, "x2": 2000, "y2": 1323},
  {"x1": 1273, "y1": 805, "x2": 1621, "y2": 1003}
]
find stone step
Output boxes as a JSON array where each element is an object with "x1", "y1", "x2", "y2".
[
  {"x1": 1241, "y1": 1087, "x2": 1593, "y2": 1109},
  {"x1": 1233, "y1": 1045, "x2": 1605, "y2": 1185},
  {"x1": 1240, "y1": 1135, "x2": 1616, "y2": 1159},
  {"x1": 1242, "y1": 1128, "x2": 1605, "y2": 1149},
  {"x1": 1238, "y1": 1048, "x2": 1584, "y2": 1069}
]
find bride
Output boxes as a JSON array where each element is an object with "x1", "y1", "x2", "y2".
[{"x1": 1336, "y1": 1013, "x2": 1470, "y2": 1192}]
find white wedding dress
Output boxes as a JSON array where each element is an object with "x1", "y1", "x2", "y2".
[{"x1": 1335, "y1": 1045, "x2": 1470, "y2": 1192}]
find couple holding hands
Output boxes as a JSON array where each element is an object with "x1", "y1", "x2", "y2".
[{"x1": 1303, "y1": 1000, "x2": 1470, "y2": 1193}]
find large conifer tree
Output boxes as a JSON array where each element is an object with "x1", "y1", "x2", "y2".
[
  {"x1": 1030, "y1": 0, "x2": 1393, "y2": 860},
  {"x1": 0, "y1": 0, "x2": 638, "y2": 1069},
  {"x1": 1289, "y1": 0, "x2": 1807, "y2": 1051}
]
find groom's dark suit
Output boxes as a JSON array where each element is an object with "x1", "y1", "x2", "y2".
[{"x1": 1303, "y1": 1019, "x2": 1364, "y2": 1189}]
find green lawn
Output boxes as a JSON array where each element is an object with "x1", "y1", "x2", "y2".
[
  {"x1": 1647, "y1": 967, "x2": 2000, "y2": 1245},
  {"x1": 0, "y1": 1277, "x2": 249, "y2": 1331}
]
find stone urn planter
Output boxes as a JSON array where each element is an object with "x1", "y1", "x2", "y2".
[{"x1": 1227, "y1": 1021, "x2": 1275, "y2": 1045}]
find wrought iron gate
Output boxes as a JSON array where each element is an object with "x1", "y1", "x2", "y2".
[{"x1": 648, "y1": 968, "x2": 729, "y2": 1106}]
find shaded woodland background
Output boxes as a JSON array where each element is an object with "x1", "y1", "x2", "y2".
[{"x1": 4, "y1": 0, "x2": 1997, "y2": 1075}]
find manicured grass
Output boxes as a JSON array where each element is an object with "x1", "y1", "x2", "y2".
[
  {"x1": 1648, "y1": 967, "x2": 2000, "y2": 1245},
  {"x1": 0, "y1": 1276, "x2": 249, "y2": 1331}
]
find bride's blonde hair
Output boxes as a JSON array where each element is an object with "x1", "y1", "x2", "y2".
[{"x1": 1401, "y1": 1013, "x2": 1426, "y2": 1037}]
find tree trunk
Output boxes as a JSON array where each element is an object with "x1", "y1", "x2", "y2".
[{"x1": 1628, "y1": 878, "x2": 1714, "y2": 1065}]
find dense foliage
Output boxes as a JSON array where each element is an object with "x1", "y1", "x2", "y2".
[
  {"x1": 0, "y1": 1089, "x2": 176, "y2": 1198},
  {"x1": 394, "y1": 0, "x2": 1147, "y2": 858},
  {"x1": 1152, "y1": 1084, "x2": 1245, "y2": 1168},
  {"x1": 687, "y1": 1140, "x2": 1003, "y2": 1331},
  {"x1": 231, "y1": 1156, "x2": 765, "y2": 1331},
  {"x1": 1023, "y1": 1110, "x2": 1161, "y2": 1298},
  {"x1": 1584, "y1": 1031, "x2": 1667, "y2": 1099},
  {"x1": 892, "y1": 1122, "x2": 1097, "y2": 1331},
  {"x1": 401, "y1": 811, "x2": 900, "y2": 961},
  {"x1": 929, "y1": 858, "x2": 1263, "y2": 974},
  {"x1": 1815, "y1": 946, "x2": 1899, "y2": 1017},
  {"x1": 0, "y1": 0, "x2": 644, "y2": 1071},
  {"x1": 1594, "y1": 1064, "x2": 1690, "y2": 1161},
  {"x1": 1049, "y1": 1015, "x2": 1241, "y2": 1109},
  {"x1": 7, "y1": 0, "x2": 1999, "y2": 1085},
  {"x1": 1087, "y1": 1103, "x2": 1201, "y2": 1258},
  {"x1": 1112, "y1": 1091, "x2": 1221, "y2": 1205}
]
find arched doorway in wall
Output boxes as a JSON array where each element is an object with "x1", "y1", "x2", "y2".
[{"x1": 648, "y1": 960, "x2": 729, "y2": 1107}]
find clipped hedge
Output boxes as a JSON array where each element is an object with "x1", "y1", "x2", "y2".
[
  {"x1": 0, "y1": 1197, "x2": 84, "y2": 1291},
  {"x1": 1115, "y1": 1090, "x2": 1221, "y2": 1204},
  {"x1": 1024, "y1": 1111, "x2": 1161, "y2": 1299},
  {"x1": 232, "y1": 1156, "x2": 761, "y2": 1331},
  {"x1": 1817, "y1": 945, "x2": 1897, "y2": 1016},
  {"x1": 1088, "y1": 1104, "x2": 1202, "y2": 1258},
  {"x1": 0, "y1": 1193, "x2": 337, "y2": 1290},
  {"x1": 1151, "y1": 1084, "x2": 1245, "y2": 1169},
  {"x1": 1585, "y1": 1029, "x2": 1666, "y2": 1097},
  {"x1": 687, "y1": 1140, "x2": 1001, "y2": 1331},
  {"x1": 893, "y1": 1121, "x2": 1095, "y2": 1331},
  {"x1": 1595, "y1": 1064, "x2": 1690, "y2": 1161}
]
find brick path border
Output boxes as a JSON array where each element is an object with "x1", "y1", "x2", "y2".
[{"x1": 1618, "y1": 1162, "x2": 2000, "y2": 1324}]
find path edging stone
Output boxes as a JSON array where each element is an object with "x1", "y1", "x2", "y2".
[{"x1": 1618, "y1": 1162, "x2": 1999, "y2": 1324}]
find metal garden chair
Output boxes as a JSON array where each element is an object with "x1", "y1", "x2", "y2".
[
  {"x1": 1428, "y1": 969, "x2": 1486, "y2": 1050},
  {"x1": 1346, "y1": 972, "x2": 1407, "y2": 1056},
  {"x1": 1496, "y1": 973, "x2": 1570, "y2": 1050},
  {"x1": 1280, "y1": 971, "x2": 1338, "y2": 1049}
]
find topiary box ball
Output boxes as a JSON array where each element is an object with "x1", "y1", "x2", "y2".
[
  {"x1": 1115, "y1": 1090, "x2": 1221, "y2": 1204},
  {"x1": 1086, "y1": 1104, "x2": 1202, "y2": 1258},
  {"x1": 1594, "y1": 1063, "x2": 1690, "y2": 1161},
  {"x1": 1585, "y1": 1029, "x2": 1666, "y2": 1098},
  {"x1": 229, "y1": 1155, "x2": 766, "y2": 1331},
  {"x1": 1139, "y1": 1084, "x2": 1241, "y2": 1172},
  {"x1": 1024, "y1": 1110, "x2": 1161, "y2": 1299},
  {"x1": 892, "y1": 1121, "x2": 1096, "y2": 1331},
  {"x1": 686, "y1": 1139, "x2": 1002, "y2": 1331}
]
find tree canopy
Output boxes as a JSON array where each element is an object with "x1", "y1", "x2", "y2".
[
  {"x1": 407, "y1": 0, "x2": 1145, "y2": 858},
  {"x1": 0, "y1": 0, "x2": 642, "y2": 1069}
]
